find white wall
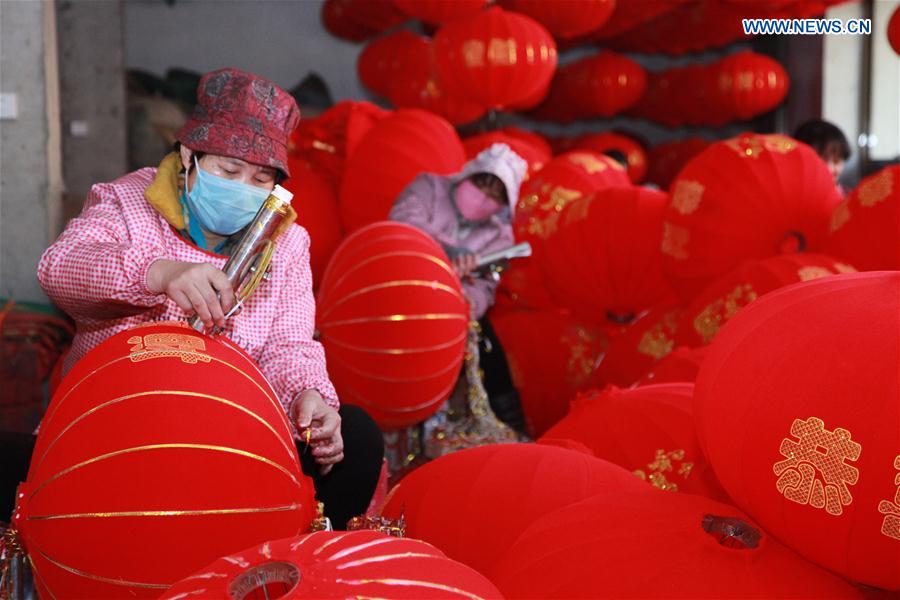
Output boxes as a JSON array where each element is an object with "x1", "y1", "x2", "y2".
[{"x1": 124, "y1": 0, "x2": 370, "y2": 103}]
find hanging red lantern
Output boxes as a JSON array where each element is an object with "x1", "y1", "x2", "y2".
[
  {"x1": 434, "y1": 6, "x2": 558, "y2": 110},
  {"x1": 380, "y1": 443, "x2": 649, "y2": 577},
  {"x1": 339, "y1": 109, "x2": 465, "y2": 232},
  {"x1": 537, "y1": 186, "x2": 674, "y2": 327},
  {"x1": 827, "y1": 165, "x2": 900, "y2": 271},
  {"x1": 675, "y1": 253, "x2": 856, "y2": 349},
  {"x1": 694, "y1": 271, "x2": 900, "y2": 590},
  {"x1": 161, "y1": 531, "x2": 501, "y2": 600},
  {"x1": 638, "y1": 345, "x2": 708, "y2": 385},
  {"x1": 589, "y1": 0, "x2": 679, "y2": 40},
  {"x1": 710, "y1": 51, "x2": 789, "y2": 122},
  {"x1": 317, "y1": 222, "x2": 468, "y2": 429},
  {"x1": 566, "y1": 52, "x2": 647, "y2": 118},
  {"x1": 344, "y1": 0, "x2": 408, "y2": 33},
  {"x1": 645, "y1": 138, "x2": 710, "y2": 190},
  {"x1": 490, "y1": 308, "x2": 609, "y2": 436},
  {"x1": 462, "y1": 130, "x2": 551, "y2": 178},
  {"x1": 321, "y1": 0, "x2": 378, "y2": 42},
  {"x1": 540, "y1": 384, "x2": 728, "y2": 500},
  {"x1": 394, "y1": 0, "x2": 487, "y2": 26},
  {"x1": 527, "y1": 63, "x2": 588, "y2": 123},
  {"x1": 15, "y1": 323, "x2": 315, "y2": 599},
  {"x1": 357, "y1": 30, "x2": 430, "y2": 98},
  {"x1": 661, "y1": 133, "x2": 841, "y2": 301},
  {"x1": 889, "y1": 5, "x2": 900, "y2": 56},
  {"x1": 497, "y1": 0, "x2": 616, "y2": 39},
  {"x1": 492, "y1": 490, "x2": 863, "y2": 599},
  {"x1": 499, "y1": 126, "x2": 553, "y2": 158},
  {"x1": 571, "y1": 132, "x2": 648, "y2": 183}
]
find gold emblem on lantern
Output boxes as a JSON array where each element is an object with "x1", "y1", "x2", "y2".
[
  {"x1": 563, "y1": 327, "x2": 600, "y2": 387},
  {"x1": 726, "y1": 134, "x2": 797, "y2": 159},
  {"x1": 461, "y1": 40, "x2": 485, "y2": 68},
  {"x1": 797, "y1": 266, "x2": 834, "y2": 282},
  {"x1": 637, "y1": 310, "x2": 679, "y2": 359},
  {"x1": 567, "y1": 153, "x2": 609, "y2": 174},
  {"x1": 692, "y1": 283, "x2": 757, "y2": 344},
  {"x1": 671, "y1": 180, "x2": 705, "y2": 215},
  {"x1": 661, "y1": 222, "x2": 690, "y2": 260},
  {"x1": 128, "y1": 333, "x2": 211, "y2": 364},
  {"x1": 773, "y1": 417, "x2": 861, "y2": 516},
  {"x1": 877, "y1": 455, "x2": 900, "y2": 541},
  {"x1": 487, "y1": 37, "x2": 517, "y2": 66},
  {"x1": 634, "y1": 449, "x2": 693, "y2": 492},
  {"x1": 830, "y1": 199, "x2": 851, "y2": 232},
  {"x1": 858, "y1": 169, "x2": 893, "y2": 207}
]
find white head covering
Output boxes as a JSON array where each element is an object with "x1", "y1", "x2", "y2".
[{"x1": 455, "y1": 143, "x2": 528, "y2": 214}]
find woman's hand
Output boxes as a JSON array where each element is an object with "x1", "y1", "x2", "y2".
[
  {"x1": 291, "y1": 389, "x2": 344, "y2": 475},
  {"x1": 147, "y1": 259, "x2": 236, "y2": 329},
  {"x1": 452, "y1": 252, "x2": 479, "y2": 278}
]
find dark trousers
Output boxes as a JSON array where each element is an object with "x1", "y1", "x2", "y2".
[{"x1": 0, "y1": 405, "x2": 384, "y2": 530}]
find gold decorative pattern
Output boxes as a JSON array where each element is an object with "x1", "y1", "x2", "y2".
[
  {"x1": 322, "y1": 330, "x2": 467, "y2": 356},
  {"x1": 661, "y1": 222, "x2": 690, "y2": 260},
  {"x1": 461, "y1": 40, "x2": 485, "y2": 68},
  {"x1": 857, "y1": 169, "x2": 893, "y2": 207},
  {"x1": 692, "y1": 284, "x2": 758, "y2": 344},
  {"x1": 567, "y1": 153, "x2": 608, "y2": 174},
  {"x1": 31, "y1": 546, "x2": 169, "y2": 589},
  {"x1": 834, "y1": 262, "x2": 856, "y2": 274},
  {"x1": 773, "y1": 417, "x2": 861, "y2": 516},
  {"x1": 538, "y1": 184, "x2": 582, "y2": 213},
  {"x1": 633, "y1": 449, "x2": 693, "y2": 492},
  {"x1": 797, "y1": 266, "x2": 833, "y2": 282},
  {"x1": 671, "y1": 180, "x2": 705, "y2": 215},
  {"x1": 637, "y1": 310, "x2": 679, "y2": 359},
  {"x1": 321, "y1": 280, "x2": 464, "y2": 320},
  {"x1": 830, "y1": 200, "x2": 851, "y2": 232},
  {"x1": 487, "y1": 38, "x2": 517, "y2": 65},
  {"x1": 563, "y1": 327, "x2": 599, "y2": 387},
  {"x1": 725, "y1": 134, "x2": 797, "y2": 159},
  {"x1": 564, "y1": 195, "x2": 593, "y2": 225},
  {"x1": 877, "y1": 455, "x2": 900, "y2": 541},
  {"x1": 322, "y1": 251, "x2": 457, "y2": 306},
  {"x1": 320, "y1": 313, "x2": 468, "y2": 328},
  {"x1": 26, "y1": 504, "x2": 299, "y2": 521},
  {"x1": 127, "y1": 333, "x2": 210, "y2": 364}
]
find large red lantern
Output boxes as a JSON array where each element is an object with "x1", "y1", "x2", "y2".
[
  {"x1": 540, "y1": 384, "x2": 728, "y2": 501},
  {"x1": 357, "y1": 30, "x2": 430, "y2": 98},
  {"x1": 339, "y1": 109, "x2": 465, "y2": 232},
  {"x1": 490, "y1": 308, "x2": 608, "y2": 436},
  {"x1": 567, "y1": 52, "x2": 647, "y2": 118},
  {"x1": 393, "y1": 0, "x2": 487, "y2": 26},
  {"x1": 380, "y1": 443, "x2": 649, "y2": 577},
  {"x1": 661, "y1": 133, "x2": 840, "y2": 301},
  {"x1": 343, "y1": 0, "x2": 407, "y2": 33},
  {"x1": 321, "y1": 0, "x2": 378, "y2": 42},
  {"x1": 538, "y1": 186, "x2": 674, "y2": 327},
  {"x1": 889, "y1": 5, "x2": 900, "y2": 56},
  {"x1": 674, "y1": 253, "x2": 856, "y2": 348},
  {"x1": 711, "y1": 51, "x2": 789, "y2": 121},
  {"x1": 434, "y1": 6, "x2": 558, "y2": 110},
  {"x1": 694, "y1": 272, "x2": 900, "y2": 590},
  {"x1": 827, "y1": 165, "x2": 899, "y2": 271},
  {"x1": 492, "y1": 490, "x2": 863, "y2": 599},
  {"x1": 15, "y1": 323, "x2": 315, "y2": 599},
  {"x1": 571, "y1": 132, "x2": 648, "y2": 183},
  {"x1": 497, "y1": 0, "x2": 616, "y2": 39},
  {"x1": 317, "y1": 222, "x2": 468, "y2": 429},
  {"x1": 161, "y1": 531, "x2": 502, "y2": 600}
]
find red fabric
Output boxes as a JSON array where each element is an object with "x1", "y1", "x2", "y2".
[
  {"x1": 537, "y1": 186, "x2": 673, "y2": 327},
  {"x1": 674, "y1": 253, "x2": 857, "y2": 348},
  {"x1": 17, "y1": 323, "x2": 316, "y2": 599},
  {"x1": 161, "y1": 531, "x2": 503, "y2": 599},
  {"x1": 380, "y1": 444, "x2": 649, "y2": 577},
  {"x1": 490, "y1": 307, "x2": 609, "y2": 436},
  {"x1": 434, "y1": 6, "x2": 558, "y2": 110},
  {"x1": 339, "y1": 109, "x2": 465, "y2": 232},
  {"x1": 462, "y1": 131, "x2": 551, "y2": 179},
  {"x1": 497, "y1": 0, "x2": 615, "y2": 39},
  {"x1": 889, "y1": 5, "x2": 900, "y2": 56},
  {"x1": 638, "y1": 345, "x2": 708, "y2": 385},
  {"x1": 343, "y1": 0, "x2": 407, "y2": 32},
  {"x1": 645, "y1": 138, "x2": 710, "y2": 190},
  {"x1": 661, "y1": 133, "x2": 840, "y2": 301},
  {"x1": 571, "y1": 132, "x2": 648, "y2": 183},
  {"x1": 175, "y1": 68, "x2": 300, "y2": 177},
  {"x1": 394, "y1": 0, "x2": 486, "y2": 25},
  {"x1": 540, "y1": 384, "x2": 728, "y2": 501},
  {"x1": 317, "y1": 222, "x2": 468, "y2": 429},
  {"x1": 321, "y1": 0, "x2": 378, "y2": 41},
  {"x1": 566, "y1": 52, "x2": 647, "y2": 118},
  {"x1": 492, "y1": 490, "x2": 863, "y2": 599},
  {"x1": 694, "y1": 272, "x2": 900, "y2": 590},
  {"x1": 357, "y1": 31, "x2": 430, "y2": 98},
  {"x1": 826, "y1": 165, "x2": 900, "y2": 271}
]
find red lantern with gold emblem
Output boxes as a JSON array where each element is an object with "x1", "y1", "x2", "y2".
[
  {"x1": 317, "y1": 222, "x2": 468, "y2": 429},
  {"x1": 571, "y1": 132, "x2": 648, "y2": 183},
  {"x1": 492, "y1": 490, "x2": 863, "y2": 599},
  {"x1": 434, "y1": 6, "x2": 558, "y2": 110},
  {"x1": 661, "y1": 133, "x2": 840, "y2": 301},
  {"x1": 674, "y1": 253, "x2": 856, "y2": 349},
  {"x1": 15, "y1": 323, "x2": 315, "y2": 599},
  {"x1": 394, "y1": 0, "x2": 487, "y2": 26},
  {"x1": 357, "y1": 30, "x2": 430, "y2": 98},
  {"x1": 498, "y1": 0, "x2": 616, "y2": 39},
  {"x1": 490, "y1": 308, "x2": 608, "y2": 436},
  {"x1": 695, "y1": 271, "x2": 900, "y2": 590},
  {"x1": 710, "y1": 51, "x2": 789, "y2": 122},
  {"x1": 339, "y1": 109, "x2": 466, "y2": 232},
  {"x1": 827, "y1": 165, "x2": 900, "y2": 271},
  {"x1": 380, "y1": 443, "x2": 649, "y2": 577},
  {"x1": 566, "y1": 52, "x2": 647, "y2": 118},
  {"x1": 160, "y1": 531, "x2": 502, "y2": 600}
]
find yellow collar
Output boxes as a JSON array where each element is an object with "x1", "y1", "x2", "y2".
[{"x1": 144, "y1": 152, "x2": 186, "y2": 230}]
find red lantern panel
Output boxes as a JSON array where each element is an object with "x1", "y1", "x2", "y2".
[
  {"x1": 393, "y1": 0, "x2": 487, "y2": 26},
  {"x1": 357, "y1": 31, "x2": 431, "y2": 98},
  {"x1": 498, "y1": 0, "x2": 616, "y2": 39}
]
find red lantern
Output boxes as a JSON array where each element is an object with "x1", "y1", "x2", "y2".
[
  {"x1": 645, "y1": 138, "x2": 710, "y2": 190},
  {"x1": 827, "y1": 165, "x2": 900, "y2": 271},
  {"x1": 572, "y1": 132, "x2": 648, "y2": 183},
  {"x1": 492, "y1": 490, "x2": 863, "y2": 599},
  {"x1": 638, "y1": 345, "x2": 708, "y2": 385},
  {"x1": 490, "y1": 308, "x2": 609, "y2": 436},
  {"x1": 497, "y1": 0, "x2": 616, "y2": 39},
  {"x1": 394, "y1": 0, "x2": 487, "y2": 26},
  {"x1": 694, "y1": 272, "x2": 900, "y2": 590},
  {"x1": 527, "y1": 64, "x2": 587, "y2": 123},
  {"x1": 498, "y1": 126, "x2": 553, "y2": 158},
  {"x1": 317, "y1": 222, "x2": 468, "y2": 429},
  {"x1": 344, "y1": 0, "x2": 407, "y2": 33},
  {"x1": 161, "y1": 531, "x2": 502, "y2": 600},
  {"x1": 321, "y1": 0, "x2": 378, "y2": 42},
  {"x1": 540, "y1": 384, "x2": 728, "y2": 501},
  {"x1": 889, "y1": 5, "x2": 900, "y2": 56},
  {"x1": 16, "y1": 323, "x2": 315, "y2": 599},
  {"x1": 283, "y1": 156, "x2": 343, "y2": 288},
  {"x1": 357, "y1": 31, "x2": 430, "y2": 98},
  {"x1": 661, "y1": 133, "x2": 841, "y2": 301},
  {"x1": 589, "y1": 0, "x2": 679, "y2": 40},
  {"x1": 567, "y1": 52, "x2": 647, "y2": 118},
  {"x1": 462, "y1": 130, "x2": 551, "y2": 178},
  {"x1": 711, "y1": 51, "x2": 790, "y2": 121},
  {"x1": 380, "y1": 443, "x2": 649, "y2": 577},
  {"x1": 434, "y1": 6, "x2": 558, "y2": 110},
  {"x1": 674, "y1": 253, "x2": 856, "y2": 348},
  {"x1": 339, "y1": 109, "x2": 465, "y2": 232},
  {"x1": 537, "y1": 186, "x2": 674, "y2": 327}
]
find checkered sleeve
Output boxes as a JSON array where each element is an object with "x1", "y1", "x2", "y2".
[{"x1": 37, "y1": 182, "x2": 167, "y2": 323}]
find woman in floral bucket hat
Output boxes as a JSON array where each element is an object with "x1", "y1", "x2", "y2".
[{"x1": 32, "y1": 68, "x2": 384, "y2": 529}]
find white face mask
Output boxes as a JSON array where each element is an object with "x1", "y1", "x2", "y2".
[{"x1": 183, "y1": 156, "x2": 270, "y2": 235}]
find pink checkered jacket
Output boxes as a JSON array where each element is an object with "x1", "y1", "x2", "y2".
[{"x1": 37, "y1": 165, "x2": 339, "y2": 424}]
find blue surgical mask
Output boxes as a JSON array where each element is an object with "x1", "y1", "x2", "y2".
[{"x1": 182, "y1": 156, "x2": 270, "y2": 236}]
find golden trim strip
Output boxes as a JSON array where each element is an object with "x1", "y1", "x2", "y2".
[
  {"x1": 321, "y1": 280, "x2": 463, "y2": 320},
  {"x1": 27, "y1": 554, "x2": 58, "y2": 600},
  {"x1": 29, "y1": 444, "x2": 302, "y2": 502},
  {"x1": 322, "y1": 251, "x2": 456, "y2": 305},
  {"x1": 27, "y1": 503, "x2": 299, "y2": 521},
  {"x1": 329, "y1": 537, "x2": 395, "y2": 561},
  {"x1": 335, "y1": 578, "x2": 485, "y2": 600},
  {"x1": 31, "y1": 546, "x2": 169, "y2": 590},
  {"x1": 328, "y1": 354, "x2": 461, "y2": 384},
  {"x1": 322, "y1": 330, "x2": 467, "y2": 355},
  {"x1": 321, "y1": 313, "x2": 467, "y2": 328},
  {"x1": 313, "y1": 532, "x2": 353, "y2": 556},
  {"x1": 335, "y1": 552, "x2": 436, "y2": 570},
  {"x1": 337, "y1": 378, "x2": 457, "y2": 414}
]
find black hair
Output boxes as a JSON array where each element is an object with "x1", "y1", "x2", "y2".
[
  {"x1": 602, "y1": 149, "x2": 629, "y2": 169},
  {"x1": 792, "y1": 120, "x2": 851, "y2": 160}
]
